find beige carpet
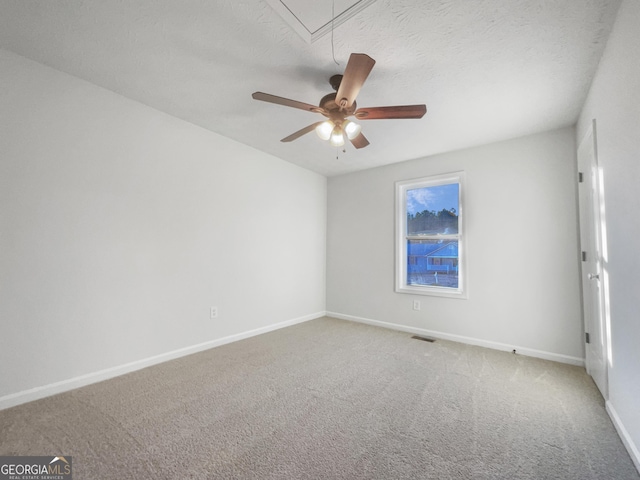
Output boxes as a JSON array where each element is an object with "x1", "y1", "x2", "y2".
[{"x1": 1, "y1": 317, "x2": 638, "y2": 479}]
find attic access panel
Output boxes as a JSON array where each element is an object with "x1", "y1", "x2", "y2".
[{"x1": 267, "y1": 0, "x2": 377, "y2": 43}]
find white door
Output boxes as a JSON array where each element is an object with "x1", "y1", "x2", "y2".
[{"x1": 577, "y1": 120, "x2": 608, "y2": 399}]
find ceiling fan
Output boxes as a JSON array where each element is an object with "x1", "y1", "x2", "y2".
[{"x1": 252, "y1": 53, "x2": 427, "y2": 149}]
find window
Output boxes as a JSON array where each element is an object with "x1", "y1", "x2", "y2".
[{"x1": 396, "y1": 172, "x2": 466, "y2": 298}]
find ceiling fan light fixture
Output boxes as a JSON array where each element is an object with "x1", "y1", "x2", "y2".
[
  {"x1": 329, "y1": 125, "x2": 345, "y2": 147},
  {"x1": 343, "y1": 120, "x2": 362, "y2": 140},
  {"x1": 315, "y1": 120, "x2": 334, "y2": 140}
]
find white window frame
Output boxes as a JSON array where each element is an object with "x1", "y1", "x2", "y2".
[{"x1": 395, "y1": 171, "x2": 467, "y2": 299}]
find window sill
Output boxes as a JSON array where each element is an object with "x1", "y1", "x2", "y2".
[{"x1": 396, "y1": 284, "x2": 467, "y2": 299}]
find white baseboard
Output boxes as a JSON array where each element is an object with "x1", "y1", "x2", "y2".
[
  {"x1": 0, "y1": 311, "x2": 325, "y2": 411},
  {"x1": 327, "y1": 311, "x2": 585, "y2": 367},
  {"x1": 607, "y1": 401, "x2": 640, "y2": 474}
]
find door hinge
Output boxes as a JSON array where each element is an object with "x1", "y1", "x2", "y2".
[
  {"x1": 585, "y1": 332, "x2": 590, "y2": 344},
  {"x1": 578, "y1": 172, "x2": 584, "y2": 183},
  {"x1": 582, "y1": 251, "x2": 587, "y2": 262}
]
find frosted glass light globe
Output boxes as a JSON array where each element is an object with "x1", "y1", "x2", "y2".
[
  {"x1": 315, "y1": 121, "x2": 334, "y2": 140},
  {"x1": 329, "y1": 126, "x2": 345, "y2": 147},
  {"x1": 343, "y1": 120, "x2": 362, "y2": 140}
]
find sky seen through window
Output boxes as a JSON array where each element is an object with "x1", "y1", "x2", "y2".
[{"x1": 407, "y1": 183, "x2": 459, "y2": 216}]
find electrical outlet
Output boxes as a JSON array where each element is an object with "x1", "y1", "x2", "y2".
[
  {"x1": 413, "y1": 300, "x2": 421, "y2": 311},
  {"x1": 210, "y1": 306, "x2": 218, "y2": 319}
]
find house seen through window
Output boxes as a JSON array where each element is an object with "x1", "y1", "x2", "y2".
[{"x1": 396, "y1": 172, "x2": 465, "y2": 298}]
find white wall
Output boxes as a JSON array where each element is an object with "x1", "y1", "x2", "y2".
[
  {"x1": 0, "y1": 49, "x2": 326, "y2": 405},
  {"x1": 327, "y1": 127, "x2": 583, "y2": 363},
  {"x1": 577, "y1": 0, "x2": 640, "y2": 469}
]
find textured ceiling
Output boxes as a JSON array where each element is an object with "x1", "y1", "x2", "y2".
[{"x1": 0, "y1": 0, "x2": 622, "y2": 176}]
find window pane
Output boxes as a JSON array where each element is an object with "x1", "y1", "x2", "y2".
[
  {"x1": 407, "y1": 239, "x2": 459, "y2": 288},
  {"x1": 406, "y1": 183, "x2": 459, "y2": 235}
]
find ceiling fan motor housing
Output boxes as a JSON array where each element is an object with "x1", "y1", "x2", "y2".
[
  {"x1": 324, "y1": 74, "x2": 357, "y2": 116},
  {"x1": 319, "y1": 92, "x2": 356, "y2": 118}
]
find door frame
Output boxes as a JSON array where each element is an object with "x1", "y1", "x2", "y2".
[{"x1": 577, "y1": 119, "x2": 609, "y2": 399}]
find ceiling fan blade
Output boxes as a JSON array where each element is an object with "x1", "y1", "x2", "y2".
[
  {"x1": 355, "y1": 105, "x2": 427, "y2": 120},
  {"x1": 336, "y1": 53, "x2": 376, "y2": 109},
  {"x1": 281, "y1": 122, "x2": 324, "y2": 142},
  {"x1": 349, "y1": 132, "x2": 370, "y2": 149},
  {"x1": 252, "y1": 92, "x2": 322, "y2": 113}
]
